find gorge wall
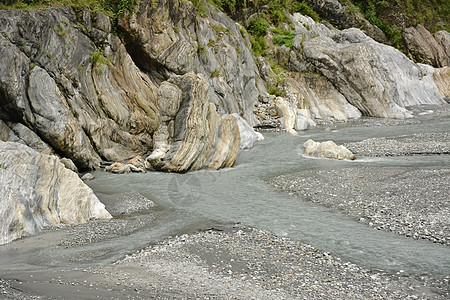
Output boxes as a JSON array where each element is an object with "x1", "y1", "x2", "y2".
[
  {"x1": 0, "y1": 0, "x2": 449, "y2": 243},
  {"x1": 0, "y1": 0, "x2": 448, "y2": 172}
]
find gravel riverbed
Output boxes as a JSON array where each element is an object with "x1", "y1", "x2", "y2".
[
  {"x1": 2, "y1": 224, "x2": 448, "y2": 299},
  {"x1": 269, "y1": 167, "x2": 450, "y2": 245},
  {"x1": 270, "y1": 130, "x2": 450, "y2": 245}
]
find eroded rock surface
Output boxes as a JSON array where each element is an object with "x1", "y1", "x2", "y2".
[
  {"x1": 403, "y1": 25, "x2": 449, "y2": 67},
  {"x1": 0, "y1": 8, "x2": 160, "y2": 170},
  {"x1": 0, "y1": 141, "x2": 111, "y2": 245},
  {"x1": 146, "y1": 73, "x2": 241, "y2": 172}
]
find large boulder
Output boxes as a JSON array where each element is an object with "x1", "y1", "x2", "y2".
[
  {"x1": 303, "y1": 139, "x2": 356, "y2": 160},
  {"x1": 275, "y1": 98, "x2": 316, "y2": 135},
  {"x1": 146, "y1": 73, "x2": 241, "y2": 172},
  {"x1": 302, "y1": 28, "x2": 446, "y2": 118},
  {"x1": 231, "y1": 113, "x2": 264, "y2": 150},
  {"x1": 0, "y1": 141, "x2": 111, "y2": 245},
  {"x1": 403, "y1": 25, "x2": 449, "y2": 67}
]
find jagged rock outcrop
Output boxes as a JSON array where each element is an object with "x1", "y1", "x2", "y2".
[
  {"x1": 120, "y1": 0, "x2": 263, "y2": 125},
  {"x1": 0, "y1": 1, "x2": 447, "y2": 174},
  {"x1": 0, "y1": 2, "x2": 264, "y2": 172},
  {"x1": 403, "y1": 25, "x2": 449, "y2": 68},
  {"x1": 146, "y1": 73, "x2": 240, "y2": 172},
  {"x1": 0, "y1": 8, "x2": 160, "y2": 170},
  {"x1": 282, "y1": 75, "x2": 362, "y2": 122},
  {"x1": 0, "y1": 141, "x2": 111, "y2": 245},
  {"x1": 301, "y1": 27, "x2": 446, "y2": 118},
  {"x1": 303, "y1": 139, "x2": 356, "y2": 160}
]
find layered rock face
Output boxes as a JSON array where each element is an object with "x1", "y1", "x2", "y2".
[
  {"x1": 0, "y1": 2, "x2": 264, "y2": 172},
  {"x1": 0, "y1": 141, "x2": 111, "y2": 245},
  {"x1": 146, "y1": 73, "x2": 240, "y2": 172},
  {"x1": 0, "y1": 8, "x2": 160, "y2": 170},
  {"x1": 120, "y1": 0, "x2": 263, "y2": 125}
]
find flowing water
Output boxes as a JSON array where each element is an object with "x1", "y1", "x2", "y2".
[{"x1": 1, "y1": 118, "x2": 449, "y2": 278}]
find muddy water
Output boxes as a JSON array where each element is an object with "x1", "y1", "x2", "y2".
[{"x1": 1, "y1": 118, "x2": 449, "y2": 278}]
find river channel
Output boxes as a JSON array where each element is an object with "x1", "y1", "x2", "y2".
[{"x1": 1, "y1": 117, "x2": 449, "y2": 282}]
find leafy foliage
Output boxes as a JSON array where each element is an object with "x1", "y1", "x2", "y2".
[
  {"x1": 247, "y1": 17, "x2": 269, "y2": 56},
  {"x1": 349, "y1": 0, "x2": 450, "y2": 33},
  {"x1": 290, "y1": 1, "x2": 320, "y2": 22},
  {"x1": 271, "y1": 28, "x2": 295, "y2": 47}
]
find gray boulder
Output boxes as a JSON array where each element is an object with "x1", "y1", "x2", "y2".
[
  {"x1": 403, "y1": 25, "x2": 449, "y2": 67},
  {"x1": 0, "y1": 141, "x2": 111, "y2": 245},
  {"x1": 231, "y1": 113, "x2": 264, "y2": 150},
  {"x1": 303, "y1": 139, "x2": 356, "y2": 160}
]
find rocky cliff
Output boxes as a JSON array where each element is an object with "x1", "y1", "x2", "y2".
[
  {"x1": 0, "y1": 0, "x2": 449, "y2": 244},
  {"x1": 0, "y1": 0, "x2": 448, "y2": 169}
]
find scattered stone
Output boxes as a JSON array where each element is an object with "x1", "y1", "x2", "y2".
[
  {"x1": 344, "y1": 133, "x2": 450, "y2": 157},
  {"x1": 303, "y1": 139, "x2": 356, "y2": 160},
  {"x1": 269, "y1": 167, "x2": 450, "y2": 245},
  {"x1": 81, "y1": 173, "x2": 95, "y2": 181}
]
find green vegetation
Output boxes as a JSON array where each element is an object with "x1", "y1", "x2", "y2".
[
  {"x1": 271, "y1": 28, "x2": 295, "y2": 47},
  {"x1": 91, "y1": 49, "x2": 111, "y2": 71},
  {"x1": 191, "y1": 0, "x2": 208, "y2": 15},
  {"x1": 290, "y1": 1, "x2": 319, "y2": 22},
  {"x1": 248, "y1": 17, "x2": 268, "y2": 56},
  {"x1": 346, "y1": 0, "x2": 450, "y2": 37},
  {"x1": 210, "y1": 68, "x2": 220, "y2": 78},
  {"x1": 0, "y1": 0, "x2": 137, "y2": 24},
  {"x1": 0, "y1": 163, "x2": 8, "y2": 170}
]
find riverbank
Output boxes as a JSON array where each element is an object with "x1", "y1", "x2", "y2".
[
  {"x1": 269, "y1": 130, "x2": 450, "y2": 245},
  {"x1": 1, "y1": 225, "x2": 448, "y2": 299}
]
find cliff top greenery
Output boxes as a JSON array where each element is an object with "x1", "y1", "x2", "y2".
[
  {"x1": 343, "y1": 0, "x2": 449, "y2": 33},
  {"x1": 0, "y1": 0, "x2": 135, "y2": 18}
]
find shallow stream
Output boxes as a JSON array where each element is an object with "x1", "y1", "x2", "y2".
[{"x1": 1, "y1": 118, "x2": 449, "y2": 279}]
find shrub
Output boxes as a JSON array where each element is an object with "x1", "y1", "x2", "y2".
[
  {"x1": 248, "y1": 17, "x2": 268, "y2": 37},
  {"x1": 272, "y1": 28, "x2": 295, "y2": 47},
  {"x1": 91, "y1": 49, "x2": 111, "y2": 69},
  {"x1": 290, "y1": 1, "x2": 320, "y2": 22}
]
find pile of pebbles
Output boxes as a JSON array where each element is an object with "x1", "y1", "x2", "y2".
[
  {"x1": 269, "y1": 167, "x2": 450, "y2": 245},
  {"x1": 344, "y1": 133, "x2": 450, "y2": 156},
  {"x1": 93, "y1": 226, "x2": 448, "y2": 299},
  {"x1": 253, "y1": 99, "x2": 281, "y2": 130}
]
